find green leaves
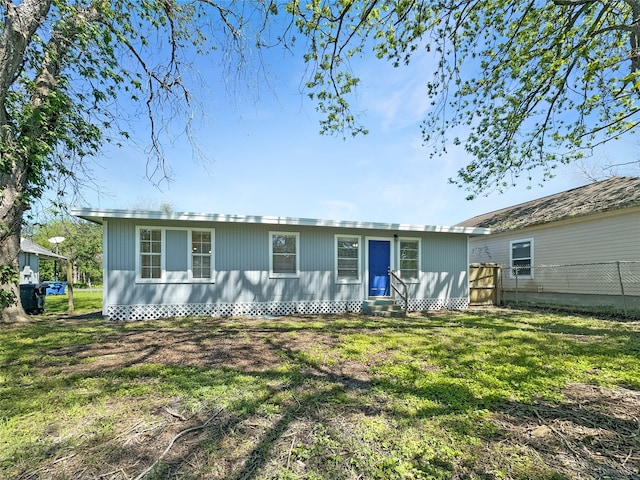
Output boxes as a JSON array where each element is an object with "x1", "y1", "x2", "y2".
[
  {"x1": 30, "y1": 218, "x2": 103, "y2": 285},
  {"x1": 3, "y1": 0, "x2": 639, "y2": 213},
  {"x1": 1, "y1": 1, "x2": 281, "y2": 317},
  {"x1": 292, "y1": 0, "x2": 640, "y2": 197},
  {"x1": 0, "y1": 265, "x2": 19, "y2": 310}
]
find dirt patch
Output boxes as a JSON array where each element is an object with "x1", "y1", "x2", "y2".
[
  {"x1": 494, "y1": 383, "x2": 640, "y2": 479},
  {"x1": 45, "y1": 320, "x2": 344, "y2": 375},
  {"x1": 14, "y1": 316, "x2": 640, "y2": 479}
]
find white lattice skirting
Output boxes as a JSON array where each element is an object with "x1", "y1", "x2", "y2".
[{"x1": 105, "y1": 298, "x2": 469, "y2": 321}]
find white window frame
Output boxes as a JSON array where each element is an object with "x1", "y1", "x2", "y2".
[
  {"x1": 269, "y1": 231, "x2": 300, "y2": 278},
  {"x1": 510, "y1": 238, "x2": 534, "y2": 279},
  {"x1": 136, "y1": 227, "x2": 165, "y2": 283},
  {"x1": 398, "y1": 237, "x2": 421, "y2": 283},
  {"x1": 135, "y1": 226, "x2": 215, "y2": 283},
  {"x1": 188, "y1": 229, "x2": 215, "y2": 283},
  {"x1": 334, "y1": 234, "x2": 362, "y2": 284}
]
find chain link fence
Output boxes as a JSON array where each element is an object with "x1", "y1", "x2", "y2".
[{"x1": 504, "y1": 261, "x2": 640, "y2": 317}]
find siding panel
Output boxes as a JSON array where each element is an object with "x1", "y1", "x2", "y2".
[
  {"x1": 421, "y1": 233, "x2": 469, "y2": 299},
  {"x1": 468, "y1": 209, "x2": 640, "y2": 294},
  {"x1": 105, "y1": 221, "x2": 135, "y2": 306},
  {"x1": 102, "y1": 219, "x2": 473, "y2": 317}
]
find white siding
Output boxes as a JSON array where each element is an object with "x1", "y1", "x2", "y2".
[
  {"x1": 19, "y1": 252, "x2": 40, "y2": 284},
  {"x1": 468, "y1": 207, "x2": 640, "y2": 294}
]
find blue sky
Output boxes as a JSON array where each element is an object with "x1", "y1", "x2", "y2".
[{"x1": 76, "y1": 28, "x2": 638, "y2": 227}]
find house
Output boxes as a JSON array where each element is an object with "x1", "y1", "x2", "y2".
[
  {"x1": 19, "y1": 237, "x2": 67, "y2": 285},
  {"x1": 456, "y1": 176, "x2": 640, "y2": 310},
  {"x1": 71, "y1": 208, "x2": 490, "y2": 320}
]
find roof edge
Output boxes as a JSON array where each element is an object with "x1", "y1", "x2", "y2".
[
  {"x1": 71, "y1": 208, "x2": 491, "y2": 236},
  {"x1": 455, "y1": 176, "x2": 640, "y2": 231},
  {"x1": 20, "y1": 237, "x2": 67, "y2": 260}
]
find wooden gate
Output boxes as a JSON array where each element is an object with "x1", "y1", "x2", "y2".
[{"x1": 469, "y1": 263, "x2": 501, "y2": 305}]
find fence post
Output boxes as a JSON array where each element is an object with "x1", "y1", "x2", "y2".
[
  {"x1": 616, "y1": 261, "x2": 627, "y2": 316},
  {"x1": 495, "y1": 266, "x2": 502, "y2": 306},
  {"x1": 514, "y1": 266, "x2": 519, "y2": 305}
]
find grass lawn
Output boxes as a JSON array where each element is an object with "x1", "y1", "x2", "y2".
[
  {"x1": 1, "y1": 308, "x2": 639, "y2": 479},
  {"x1": 42, "y1": 289, "x2": 103, "y2": 316}
]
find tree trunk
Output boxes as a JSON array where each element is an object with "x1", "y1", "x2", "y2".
[
  {"x1": 67, "y1": 260, "x2": 74, "y2": 314},
  {"x1": 0, "y1": 181, "x2": 29, "y2": 324}
]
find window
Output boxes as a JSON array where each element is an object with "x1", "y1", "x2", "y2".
[
  {"x1": 136, "y1": 227, "x2": 214, "y2": 283},
  {"x1": 510, "y1": 239, "x2": 533, "y2": 278},
  {"x1": 399, "y1": 239, "x2": 420, "y2": 281},
  {"x1": 270, "y1": 232, "x2": 299, "y2": 277},
  {"x1": 335, "y1": 235, "x2": 361, "y2": 283},
  {"x1": 139, "y1": 228, "x2": 162, "y2": 279},
  {"x1": 191, "y1": 231, "x2": 212, "y2": 279}
]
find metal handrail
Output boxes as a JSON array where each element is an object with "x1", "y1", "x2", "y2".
[{"x1": 388, "y1": 268, "x2": 408, "y2": 315}]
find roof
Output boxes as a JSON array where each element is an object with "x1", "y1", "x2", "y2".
[
  {"x1": 71, "y1": 208, "x2": 491, "y2": 236},
  {"x1": 456, "y1": 176, "x2": 640, "y2": 233},
  {"x1": 20, "y1": 237, "x2": 67, "y2": 260}
]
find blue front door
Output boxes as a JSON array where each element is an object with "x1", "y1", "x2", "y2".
[{"x1": 369, "y1": 240, "x2": 390, "y2": 296}]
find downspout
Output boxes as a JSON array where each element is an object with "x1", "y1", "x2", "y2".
[{"x1": 102, "y1": 220, "x2": 108, "y2": 319}]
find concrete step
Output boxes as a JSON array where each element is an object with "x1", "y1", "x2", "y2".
[{"x1": 362, "y1": 298, "x2": 406, "y2": 318}]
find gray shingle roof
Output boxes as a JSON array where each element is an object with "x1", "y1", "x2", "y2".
[
  {"x1": 20, "y1": 237, "x2": 67, "y2": 260},
  {"x1": 455, "y1": 176, "x2": 640, "y2": 233}
]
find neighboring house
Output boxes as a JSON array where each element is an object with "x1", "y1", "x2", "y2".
[
  {"x1": 19, "y1": 237, "x2": 67, "y2": 284},
  {"x1": 72, "y1": 208, "x2": 490, "y2": 320},
  {"x1": 456, "y1": 176, "x2": 640, "y2": 310}
]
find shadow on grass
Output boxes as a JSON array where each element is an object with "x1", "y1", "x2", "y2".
[{"x1": 2, "y1": 309, "x2": 640, "y2": 479}]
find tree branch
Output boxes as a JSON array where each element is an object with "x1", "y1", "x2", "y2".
[
  {"x1": 0, "y1": 0, "x2": 52, "y2": 108},
  {"x1": 553, "y1": 0, "x2": 596, "y2": 5},
  {"x1": 133, "y1": 407, "x2": 224, "y2": 480}
]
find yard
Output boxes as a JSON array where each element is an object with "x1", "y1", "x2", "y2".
[{"x1": 1, "y1": 304, "x2": 639, "y2": 479}]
